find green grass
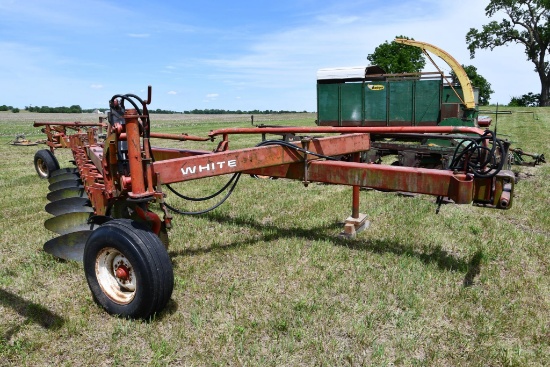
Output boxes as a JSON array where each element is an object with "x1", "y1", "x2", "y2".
[{"x1": 0, "y1": 110, "x2": 549, "y2": 366}]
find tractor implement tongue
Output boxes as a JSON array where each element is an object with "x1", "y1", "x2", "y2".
[
  {"x1": 47, "y1": 187, "x2": 87, "y2": 202},
  {"x1": 43, "y1": 231, "x2": 93, "y2": 261}
]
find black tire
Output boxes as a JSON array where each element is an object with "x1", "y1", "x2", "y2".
[
  {"x1": 34, "y1": 149, "x2": 60, "y2": 179},
  {"x1": 83, "y1": 219, "x2": 174, "y2": 319}
]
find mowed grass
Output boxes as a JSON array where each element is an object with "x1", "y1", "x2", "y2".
[{"x1": 0, "y1": 110, "x2": 548, "y2": 366}]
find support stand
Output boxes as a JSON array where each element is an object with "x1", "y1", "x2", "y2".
[{"x1": 340, "y1": 152, "x2": 370, "y2": 238}]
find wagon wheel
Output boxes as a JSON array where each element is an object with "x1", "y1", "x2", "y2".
[
  {"x1": 83, "y1": 219, "x2": 174, "y2": 319},
  {"x1": 34, "y1": 149, "x2": 60, "y2": 179}
]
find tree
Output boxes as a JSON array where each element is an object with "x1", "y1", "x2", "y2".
[
  {"x1": 509, "y1": 92, "x2": 541, "y2": 106},
  {"x1": 367, "y1": 35, "x2": 426, "y2": 74},
  {"x1": 466, "y1": 0, "x2": 550, "y2": 106},
  {"x1": 451, "y1": 65, "x2": 494, "y2": 105},
  {"x1": 69, "y1": 105, "x2": 82, "y2": 113}
]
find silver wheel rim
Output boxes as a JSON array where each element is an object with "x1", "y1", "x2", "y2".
[
  {"x1": 95, "y1": 247, "x2": 137, "y2": 305},
  {"x1": 36, "y1": 158, "x2": 48, "y2": 177}
]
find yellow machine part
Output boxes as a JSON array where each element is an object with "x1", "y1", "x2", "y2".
[{"x1": 394, "y1": 38, "x2": 476, "y2": 110}]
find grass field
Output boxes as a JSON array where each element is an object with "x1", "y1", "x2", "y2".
[{"x1": 0, "y1": 110, "x2": 548, "y2": 366}]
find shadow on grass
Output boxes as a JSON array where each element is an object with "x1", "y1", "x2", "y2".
[
  {"x1": 169, "y1": 212, "x2": 473, "y2": 274},
  {"x1": 463, "y1": 250, "x2": 484, "y2": 287},
  {"x1": 0, "y1": 288, "x2": 65, "y2": 340}
]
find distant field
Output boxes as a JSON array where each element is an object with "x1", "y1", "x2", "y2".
[
  {"x1": 0, "y1": 110, "x2": 548, "y2": 366},
  {"x1": 0, "y1": 111, "x2": 317, "y2": 136}
]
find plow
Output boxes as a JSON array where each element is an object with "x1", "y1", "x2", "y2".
[{"x1": 32, "y1": 86, "x2": 516, "y2": 319}]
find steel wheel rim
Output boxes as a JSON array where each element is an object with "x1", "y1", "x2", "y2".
[
  {"x1": 36, "y1": 158, "x2": 49, "y2": 177},
  {"x1": 95, "y1": 247, "x2": 137, "y2": 305}
]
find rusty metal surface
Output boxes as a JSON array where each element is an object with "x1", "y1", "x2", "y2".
[
  {"x1": 33, "y1": 121, "x2": 105, "y2": 127},
  {"x1": 153, "y1": 133, "x2": 371, "y2": 184},
  {"x1": 149, "y1": 132, "x2": 210, "y2": 142},
  {"x1": 208, "y1": 126, "x2": 485, "y2": 137},
  {"x1": 125, "y1": 109, "x2": 147, "y2": 197},
  {"x1": 151, "y1": 147, "x2": 211, "y2": 161},
  {"x1": 250, "y1": 160, "x2": 475, "y2": 204}
]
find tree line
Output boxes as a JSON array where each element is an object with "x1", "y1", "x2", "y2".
[
  {"x1": 0, "y1": 105, "x2": 20, "y2": 113},
  {"x1": 0, "y1": 106, "x2": 309, "y2": 114},
  {"x1": 25, "y1": 105, "x2": 84, "y2": 113}
]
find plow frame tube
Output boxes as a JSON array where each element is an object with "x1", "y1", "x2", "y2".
[
  {"x1": 151, "y1": 132, "x2": 477, "y2": 204},
  {"x1": 250, "y1": 161, "x2": 474, "y2": 204},
  {"x1": 152, "y1": 133, "x2": 371, "y2": 184},
  {"x1": 208, "y1": 126, "x2": 485, "y2": 138}
]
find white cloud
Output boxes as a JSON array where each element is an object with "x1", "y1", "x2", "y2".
[
  {"x1": 206, "y1": 93, "x2": 219, "y2": 98},
  {"x1": 167, "y1": 91, "x2": 177, "y2": 95},
  {"x1": 90, "y1": 84, "x2": 103, "y2": 89},
  {"x1": 199, "y1": 0, "x2": 539, "y2": 107}
]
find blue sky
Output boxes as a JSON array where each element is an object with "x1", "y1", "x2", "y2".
[{"x1": 0, "y1": 0, "x2": 540, "y2": 111}]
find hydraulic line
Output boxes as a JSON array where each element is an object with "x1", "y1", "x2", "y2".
[
  {"x1": 162, "y1": 138, "x2": 338, "y2": 215},
  {"x1": 165, "y1": 173, "x2": 240, "y2": 202},
  {"x1": 448, "y1": 130, "x2": 506, "y2": 178},
  {"x1": 163, "y1": 173, "x2": 242, "y2": 215}
]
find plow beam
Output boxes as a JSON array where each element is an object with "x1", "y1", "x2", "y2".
[
  {"x1": 153, "y1": 133, "x2": 371, "y2": 184},
  {"x1": 208, "y1": 125, "x2": 485, "y2": 137},
  {"x1": 33, "y1": 121, "x2": 105, "y2": 128},
  {"x1": 309, "y1": 162, "x2": 473, "y2": 204},
  {"x1": 250, "y1": 161, "x2": 475, "y2": 204}
]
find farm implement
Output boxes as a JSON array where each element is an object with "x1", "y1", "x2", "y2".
[
  {"x1": 315, "y1": 39, "x2": 545, "y2": 169},
  {"x1": 33, "y1": 86, "x2": 514, "y2": 319}
]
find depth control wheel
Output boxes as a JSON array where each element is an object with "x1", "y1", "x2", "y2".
[
  {"x1": 83, "y1": 219, "x2": 174, "y2": 319},
  {"x1": 34, "y1": 149, "x2": 60, "y2": 179}
]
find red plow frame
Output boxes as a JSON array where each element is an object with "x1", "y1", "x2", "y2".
[{"x1": 33, "y1": 87, "x2": 515, "y2": 318}]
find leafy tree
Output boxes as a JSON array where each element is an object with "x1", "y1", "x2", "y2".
[
  {"x1": 69, "y1": 105, "x2": 82, "y2": 113},
  {"x1": 12, "y1": 108, "x2": 20, "y2": 113},
  {"x1": 367, "y1": 35, "x2": 426, "y2": 74},
  {"x1": 451, "y1": 65, "x2": 494, "y2": 105},
  {"x1": 509, "y1": 92, "x2": 541, "y2": 106},
  {"x1": 466, "y1": 0, "x2": 550, "y2": 106}
]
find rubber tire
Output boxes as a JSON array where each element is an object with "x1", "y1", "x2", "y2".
[
  {"x1": 34, "y1": 149, "x2": 60, "y2": 179},
  {"x1": 83, "y1": 219, "x2": 174, "y2": 319}
]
